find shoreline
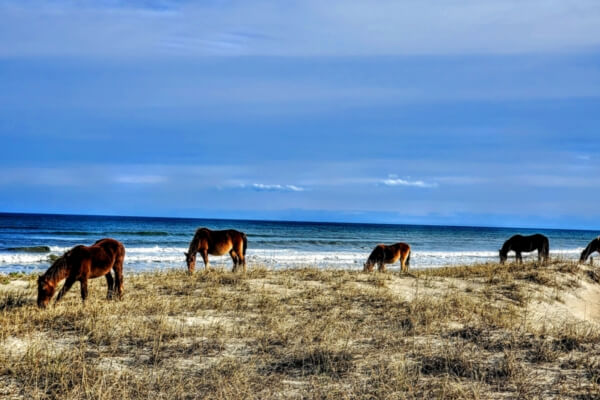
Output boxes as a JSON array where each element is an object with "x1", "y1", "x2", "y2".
[{"x1": 0, "y1": 249, "x2": 591, "y2": 275}]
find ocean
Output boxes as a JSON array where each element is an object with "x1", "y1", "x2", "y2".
[{"x1": 0, "y1": 213, "x2": 597, "y2": 274}]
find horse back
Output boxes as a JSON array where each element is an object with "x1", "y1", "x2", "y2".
[
  {"x1": 506, "y1": 234, "x2": 548, "y2": 252},
  {"x1": 368, "y1": 243, "x2": 409, "y2": 264},
  {"x1": 388, "y1": 242, "x2": 410, "y2": 263},
  {"x1": 195, "y1": 228, "x2": 245, "y2": 255},
  {"x1": 87, "y1": 239, "x2": 124, "y2": 277},
  {"x1": 391, "y1": 242, "x2": 410, "y2": 254}
]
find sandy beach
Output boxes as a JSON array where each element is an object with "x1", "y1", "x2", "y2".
[{"x1": 1, "y1": 260, "x2": 600, "y2": 399}]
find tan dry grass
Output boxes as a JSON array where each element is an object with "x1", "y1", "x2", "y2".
[{"x1": 1, "y1": 261, "x2": 599, "y2": 399}]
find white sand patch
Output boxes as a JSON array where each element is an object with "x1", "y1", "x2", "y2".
[
  {"x1": 0, "y1": 279, "x2": 31, "y2": 293},
  {"x1": 530, "y1": 280, "x2": 600, "y2": 324},
  {"x1": 0, "y1": 336, "x2": 31, "y2": 358},
  {"x1": 95, "y1": 356, "x2": 135, "y2": 373},
  {"x1": 0, "y1": 333, "x2": 76, "y2": 359},
  {"x1": 165, "y1": 315, "x2": 242, "y2": 328}
]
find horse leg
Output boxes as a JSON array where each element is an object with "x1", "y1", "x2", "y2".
[
  {"x1": 378, "y1": 262, "x2": 385, "y2": 272},
  {"x1": 55, "y1": 276, "x2": 77, "y2": 303},
  {"x1": 401, "y1": 252, "x2": 409, "y2": 273},
  {"x1": 80, "y1": 278, "x2": 89, "y2": 302},
  {"x1": 201, "y1": 250, "x2": 210, "y2": 270},
  {"x1": 230, "y1": 250, "x2": 239, "y2": 272},
  {"x1": 113, "y1": 252, "x2": 125, "y2": 300},
  {"x1": 238, "y1": 241, "x2": 246, "y2": 273},
  {"x1": 516, "y1": 252, "x2": 522, "y2": 264},
  {"x1": 105, "y1": 272, "x2": 115, "y2": 299}
]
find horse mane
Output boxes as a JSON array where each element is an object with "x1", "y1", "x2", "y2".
[
  {"x1": 187, "y1": 228, "x2": 207, "y2": 255},
  {"x1": 499, "y1": 238, "x2": 513, "y2": 255},
  {"x1": 366, "y1": 245, "x2": 384, "y2": 263},
  {"x1": 40, "y1": 253, "x2": 70, "y2": 283}
]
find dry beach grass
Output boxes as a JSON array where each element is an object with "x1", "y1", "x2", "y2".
[{"x1": 1, "y1": 260, "x2": 600, "y2": 399}]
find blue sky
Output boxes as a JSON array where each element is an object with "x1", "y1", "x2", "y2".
[{"x1": 1, "y1": 0, "x2": 600, "y2": 229}]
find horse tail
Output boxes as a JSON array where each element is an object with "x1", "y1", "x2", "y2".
[
  {"x1": 406, "y1": 249, "x2": 411, "y2": 267},
  {"x1": 113, "y1": 242, "x2": 125, "y2": 298},
  {"x1": 580, "y1": 239, "x2": 595, "y2": 263},
  {"x1": 540, "y1": 237, "x2": 550, "y2": 264},
  {"x1": 114, "y1": 244, "x2": 125, "y2": 270},
  {"x1": 242, "y1": 233, "x2": 248, "y2": 256},
  {"x1": 580, "y1": 246, "x2": 590, "y2": 263}
]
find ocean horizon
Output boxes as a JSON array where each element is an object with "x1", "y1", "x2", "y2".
[{"x1": 1, "y1": 212, "x2": 598, "y2": 274}]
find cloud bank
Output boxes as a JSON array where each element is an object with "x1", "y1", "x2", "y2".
[
  {"x1": 2, "y1": 0, "x2": 600, "y2": 58},
  {"x1": 244, "y1": 183, "x2": 305, "y2": 192},
  {"x1": 381, "y1": 177, "x2": 438, "y2": 188}
]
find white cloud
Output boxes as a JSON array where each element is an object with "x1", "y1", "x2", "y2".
[
  {"x1": 381, "y1": 177, "x2": 438, "y2": 188},
  {"x1": 248, "y1": 183, "x2": 305, "y2": 192}
]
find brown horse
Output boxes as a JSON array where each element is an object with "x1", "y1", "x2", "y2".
[
  {"x1": 580, "y1": 237, "x2": 600, "y2": 264},
  {"x1": 185, "y1": 228, "x2": 247, "y2": 273},
  {"x1": 364, "y1": 243, "x2": 411, "y2": 272},
  {"x1": 37, "y1": 238, "x2": 125, "y2": 308}
]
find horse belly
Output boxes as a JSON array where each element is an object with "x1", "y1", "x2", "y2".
[
  {"x1": 387, "y1": 253, "x2": 401, "y2": 264},
  {"x1": 89, "y1": 263, "x2": 112, "y2": 278},
  {"x1": 209, "y1": 244, "x2": 232, "y2": 256}
]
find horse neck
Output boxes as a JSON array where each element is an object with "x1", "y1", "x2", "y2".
[
  {"x1": 583, "y1": 239, "x2": 599, "y2": 257},
  {"x1": 500, "y1": 241, "x2": 512, "y2": 255},
  {"x1": 188, "y1": 233, "x2": 202, "y2": 255},
  {"x1": 43, "y1": 257, "x2": 70, "y2": 284}
]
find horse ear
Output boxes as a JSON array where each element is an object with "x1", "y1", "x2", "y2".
[{"x1": 184, "y1": 252, "x2": 188, "y2": 257}]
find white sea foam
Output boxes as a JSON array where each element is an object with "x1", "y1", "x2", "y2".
[{"x1": 0, "y1": 246, "x2": 587, "y2": 272}]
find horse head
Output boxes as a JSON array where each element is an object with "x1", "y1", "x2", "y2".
[
  {"x1": 37, "y1": 255, "x2": 68, "y2": 308},
  {"x1": 37, "y1": 275, "x2": 55, "y2": 308},
  {"x1": 499, "y1": 249, "x2": 507, "y2": 264},
  {"x1": 184, "y1": 251, "x2": 196, "y2": 273}
]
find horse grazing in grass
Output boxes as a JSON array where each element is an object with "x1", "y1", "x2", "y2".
[
  {"x1": 580, "y1": 237, "x2": 600, "y2": 264},
  {"x1": 499, "y1": 234, "x2": 549, "y2": 265},
  {"x1": 185, "y1": 228, "x2": 247, "y2": 273},
  {"x1": 364, "y1": 243, "x2": 411, "y2": 272},
  {"x1": 37, "y1": 238, "x2": 125, "y2": 308}
]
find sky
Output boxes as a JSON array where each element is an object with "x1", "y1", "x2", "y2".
[{"x1": 1, "y1": 0, "x2": 599, "y2": 229}]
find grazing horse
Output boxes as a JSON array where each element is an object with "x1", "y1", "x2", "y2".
[
  {"x1": 185, "y1": 228, "x2": 247, "y2": 273},
  {"x1": 499, "y1": 234, "x2": 549, "y2": 265},
  {"x1": 580, "y1": 237, "x2": 600, "y2": 264},
  {"x1": 364, "y1": 243, "x2": 411, "y2": 272},
  {"x1": 37, "y1": 238, "x2": 125, "y2": 308}
]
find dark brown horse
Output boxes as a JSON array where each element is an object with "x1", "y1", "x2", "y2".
[
  {"x1": 499, "y1": 234, "x2": 549, "y2": 264},
  {"x1": 185, "y1": 228, "x2": 247, "y2": 273},
  {"x1": 37, "y1": 238, "x2": 125, "y2": 308},
  {"x1": 580, "y1": 237, "x2": 600, "y2": 263},
  {"x1": 364, "y1": 243, "x2": 411, "y2": 272}
]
